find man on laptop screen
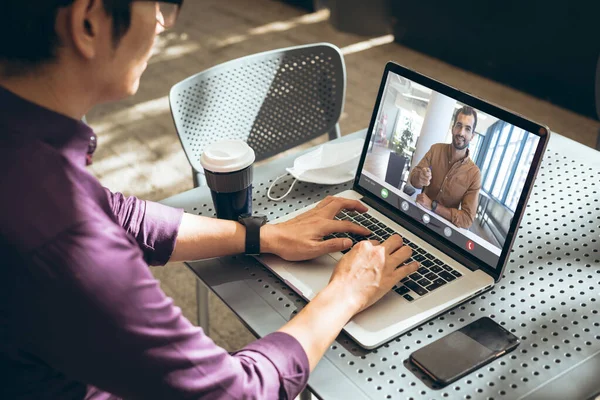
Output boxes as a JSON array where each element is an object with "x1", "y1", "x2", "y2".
[
  {"x1": 409, "y1": 106, "x2": 482, "y2": 229},
  {"x1": 362, "y1": 70, "x2": 542, "y2": 263}
]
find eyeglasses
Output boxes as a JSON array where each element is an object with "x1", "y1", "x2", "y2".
[{"x1": 137, "y1": 0, "x2": 184, "y2": 30}]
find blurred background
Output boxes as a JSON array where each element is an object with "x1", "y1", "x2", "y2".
[{"x1": 85, "y1": 0, "x2": 600, "y2": 351}]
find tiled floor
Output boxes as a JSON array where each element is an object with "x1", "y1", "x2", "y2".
[{"x1": 86, "y1": 0, "x2": 600, "y2": 352}]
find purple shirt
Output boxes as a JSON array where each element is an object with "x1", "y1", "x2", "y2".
[{"x1": 0, "y1": 86, "x2": 309, "y2": 399}]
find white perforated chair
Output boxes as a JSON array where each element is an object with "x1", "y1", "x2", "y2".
[
  {"x1": 170, "y1": 42, "x2": 346, "y2": 187},
  {"x1": 169, "y1": 43, "x2": 346, "y2": 332}
]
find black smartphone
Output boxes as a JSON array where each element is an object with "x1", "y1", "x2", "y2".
[{"x1": 409, "y1": 317, "x2": 520, "y2": 386}]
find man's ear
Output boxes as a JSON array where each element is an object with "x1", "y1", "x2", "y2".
[{"x1": 66, "y1": 0, "x2": 109, "y2": 60}]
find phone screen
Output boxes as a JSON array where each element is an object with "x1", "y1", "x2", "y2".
[{"x1": 410, "y1": 317, "x2": 520, "y2": 385}]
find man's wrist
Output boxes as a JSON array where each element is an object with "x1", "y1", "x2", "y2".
[
  {"x1": 260, "y1": 224, "x2": 278, "y2": 255},
  {"x1": 318, "y1": 280, "x2": 363, "y2": 318},
  {"x1": 238, "y1": 214, "x2": 268, "y2": 255},
  {"x1": 410, "y1": 173, "x2": 420, "y2": 188}
]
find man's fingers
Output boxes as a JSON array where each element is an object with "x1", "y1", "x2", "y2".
[
  {"x1": 379, "y1": 234, "x2": 404, "y2": 254},
  {"x1": 320, "y1": 237, "x2": 352, "y2": 253},
  {"x1": 321, "y1": 237, "x2": 381, "y2": 256},
  {"x1": 292, "y1": 196, "x2": 336, "y2": 221},
  {"x1": 322, "y1": 197, "x2": 368, "y2": 217},
  {"x1": 418, "y1": 168, "x2": 431, "y2": 186},
  {"x1": 322, "y1": 220, "x2": 370, "y2": 236},
  {"x1": 314, "y1": 196, "x2": 336, "y2": 210},
  {"x1": 395, "y1": 261, "x2": 419, "y2": 279},
  {"x1": 390, "y1": 244, "x2": 413, "y2": 263}
]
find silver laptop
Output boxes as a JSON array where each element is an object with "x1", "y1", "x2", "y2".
[{"x1": 257, "y1": 62, "x2": 550, "y2": 349}]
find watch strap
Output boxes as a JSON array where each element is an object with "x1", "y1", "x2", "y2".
[{"x1": 240, "y1": 216, "x2": 266, "y2": 255}]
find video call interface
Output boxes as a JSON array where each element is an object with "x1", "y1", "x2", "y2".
[{"x1": 358, "y1": 71, "x2": 541, "y2": 267}]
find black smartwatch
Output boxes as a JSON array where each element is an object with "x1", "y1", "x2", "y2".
[
  {"x1": 431, "y1": 200, "x2": 438, "y2": 212},
  {"x1": 238, "y1": 214, "x2": 268, "y2": 255}
]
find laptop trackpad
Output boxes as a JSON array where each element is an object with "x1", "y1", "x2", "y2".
[{"x1": 279, "y1": 254, "x2": 337, "y2": 299}]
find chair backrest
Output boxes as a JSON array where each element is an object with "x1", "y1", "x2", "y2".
[
  {"x1": 169, "y1": 43, "x2": 346, "y2": 183},
  {"x1": 384, "y1": 152, "x2": 407, "y2": 189}
]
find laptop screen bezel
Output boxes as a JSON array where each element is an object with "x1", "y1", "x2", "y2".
[{"x1": 352, "y1": 61, "x2": 549, "y2": 282}]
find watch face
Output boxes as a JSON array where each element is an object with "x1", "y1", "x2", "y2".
[
  {"x1": 241, "y1": 214, "x2": 268, "y2": 225},
  {"x1": 254, "y1": 214, "x2": 268, "y2": 223},
  {"x1": 239, "y1": 213, "x2": 267, "y2": 220}
]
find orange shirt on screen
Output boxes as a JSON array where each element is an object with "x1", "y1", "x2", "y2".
[{"x1": 409, "y1": 143, "x2": 481, "y2": 228}]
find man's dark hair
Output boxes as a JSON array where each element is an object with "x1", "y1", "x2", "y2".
[
  {"x1": 452, "y1": 106, "x2": 478, "y2": 134},
  {"x1": 1, "y1": 0, "x2": 132, "y2": 76}
]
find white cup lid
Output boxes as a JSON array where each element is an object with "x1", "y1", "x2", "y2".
[{"x1": 200, "y1": 140, "x2": 255, "y2": 173}]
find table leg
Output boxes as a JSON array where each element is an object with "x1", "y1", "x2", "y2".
[
  {"x1": 328, "y1": 123, "x2": 341, "y2": 140},
  {"x1": 299, "y1": 388, "x2": 312, "y2": 400},
  {"x1": 196, "y1": 279, "x2": 210, "y2": 332}
]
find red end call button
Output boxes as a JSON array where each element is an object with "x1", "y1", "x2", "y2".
[{"x1": 466, "y1": 240, "x2": 475, "y2": 251}]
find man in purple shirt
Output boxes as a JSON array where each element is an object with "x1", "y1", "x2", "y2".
[{"x1": 0, "y1": 1, "x2": 419, "y2": 399}]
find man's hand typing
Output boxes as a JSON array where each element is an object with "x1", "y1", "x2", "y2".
[{"x1": 261, "y1": 196, "x2": 371, "y2": 261}]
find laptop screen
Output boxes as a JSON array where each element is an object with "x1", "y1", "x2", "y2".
[{"x1": 356, "y1": 65, "x2": 547, "y2": 274}]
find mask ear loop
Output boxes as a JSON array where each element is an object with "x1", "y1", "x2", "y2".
[{"x1": 267, "y1": 173, "x2": 298, "y2": 201}]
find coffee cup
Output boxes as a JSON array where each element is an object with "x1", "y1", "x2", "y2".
[{"x1": 200, "y1": 140, "x2": 255, "y2": 221}]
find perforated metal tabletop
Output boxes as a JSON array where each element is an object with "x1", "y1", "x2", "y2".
[{"x1": 161, "y1": 130, "x2": 600, "y2": 400}]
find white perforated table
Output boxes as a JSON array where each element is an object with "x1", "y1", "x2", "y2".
[{"x1": 161, "y1": 130, "x2": 600, "y2": 400}]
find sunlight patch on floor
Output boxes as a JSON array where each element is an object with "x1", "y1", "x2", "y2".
[
  {"x1": 215, "y1": 9, "x2": 330, "y2": 47},
  {"x1": 340, "y1": 34, "x2": 395, "y2": 56},
  {"x1": 150, "y1": 42, "x2": 202, "y2": 64},
  {"x1": 93, "y1": 96, "x2": 170, "y2": 135}
]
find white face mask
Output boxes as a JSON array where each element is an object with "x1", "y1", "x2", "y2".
[{"x1": 267, "y1": 139, "x2": 364, "y2": 201}]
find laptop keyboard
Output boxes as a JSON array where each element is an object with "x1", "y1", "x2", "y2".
[{"x1": 323, "y1": 210, "x2": 463, "y2": 302}]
